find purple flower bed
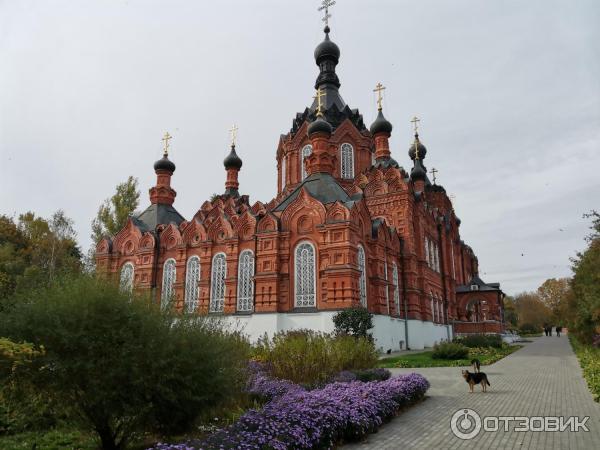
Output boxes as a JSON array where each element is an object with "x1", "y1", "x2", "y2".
[{"x1": 151, "y1": 370, "x2": 429, "y2": 450}]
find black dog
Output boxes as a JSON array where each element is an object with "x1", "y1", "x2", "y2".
[
  {"x1": 471, "y1": 358, "x2": 481, "y2": 373},
  {"x1": 462, "y1": 370, "x2": 491, "y2": 393}
]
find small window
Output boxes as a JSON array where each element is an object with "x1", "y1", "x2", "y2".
[
  {"x1": 357, "y1": 245, "x2": 367, "y2": 307},
  {"x1": 184, "y1": 256, "x2": 200, "y2": 313},
  {"x1": 237, "y1": 250, "x2": 255, "y2": 312},
  {"x1": 281, "y1": 155, "x2": 287, "y2": 188},
  {"x1": 210, "y1": 253, "x2": 227, "y2": 312},
  {"x1": 301, "y1": 145, "x2": 312, "y2": 180},
  {"x1": 119, "y1": 262, "x2": 134, "y2": 293},
  {"x1": 340, "y1": 143, "x2": 354, "y2": 179},
  {"x1": 161, "y1": 259, "x2": 176, "y2": 309},
  {"x1": 295, "y1": 241, "x2": 316, "y2": 307}
]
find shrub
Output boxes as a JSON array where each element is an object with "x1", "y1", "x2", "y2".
[
  {"x1": 0, "y1": 275, "x2": 250, "y2": 450},
  {"x1": 332, "y1": 307, "x2": 374, "y2": 338},
  {"x1": 570, "y1": 336, "x2": 600, "y2": 402},
  {"x1": 455, "y1": 334, "x2": 503, "y2": 349},
  {"x1": 253, "y1": 329, "x2": 377, "y2": 386},
  {"x1": 431, "y1": 342, "x2": 469, "y2": 360},
  {"x1": 153, "y1": 372, "x2": 430, "y2": 449},
  {"x1": 519, "y1": 323, "x2": 540, "y2": 335}
]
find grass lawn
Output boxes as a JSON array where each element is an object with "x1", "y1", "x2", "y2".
[
  {"x1": 377, "y1": 345, "x2": 522, "y2": 369},
  {"x1": 570, "y1": 336, "x2": 600, "y2": 402},
  {"x1": 0, "y1": 429, "x2": 98, "y2": 450}
]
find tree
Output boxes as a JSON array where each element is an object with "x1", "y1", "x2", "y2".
[
  {"x1": 567, "y1": 211, "x2": 600, "y2": 342},
  {"x1": 91, "y1": 176, "x2": 140, "y2": 244},
  {"x1": 0, "y1": 212, "x2": 81, "y2": 304},
  {"x1": 332, "y1": 307, "x2": 374, "y2": 338},
  {"x1": 537, "y1": 278, "x2": 571, "y2": 322},
  {"x1": 514, "y1": 291, "x2": 552, "y2": 332},
  {"x1": 0, "y1": 275, "x2": 250, "y2": 449},
  {"x1": 503, "y1": 295, "x2": 518, "y2": 330}
]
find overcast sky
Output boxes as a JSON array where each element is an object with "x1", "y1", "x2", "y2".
[{"x1": 1, "y1": 0, "x2": 598, "y2": 295}]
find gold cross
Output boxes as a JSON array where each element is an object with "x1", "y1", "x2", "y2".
[
  {"x1": 318, "y1": 0, "x2": 336, "y2": 27},
  {"x1": 411, "y1": 116, "x2": 420, "y2": 134},
  {"x1": 229, "y1": 124, "x2": 239, "y2": 147},
  {"x1": 313, "y1": 87, "x2": 326, "y2": 116},
  {"x1": 430, "y1": 167, "x2": 438, "y2": 184},
  {"x1": 161, "y1": 132, "x2": 172, "y2": 156},
  {"x1": 414, "y1": 142, "x2": 420, "y2": 160},
  {"x1": 373, "y1": 82, "x2": 386, "y2": 111}
]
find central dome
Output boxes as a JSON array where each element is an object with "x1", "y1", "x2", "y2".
[{"x1": 314, "y1": 26, "x2": 340, "y2": 64}]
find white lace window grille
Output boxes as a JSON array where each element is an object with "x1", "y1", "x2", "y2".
[
  {"x1": 430, "y1": 292, "x2": 435, "y2": 323},
  {"x1": 295, "y1": 242, "x2": 316, "y2": 307},
  {"x1": 119, "y1": 262, "x2": 134, "y2": 293},
  {"x1": 210, "y1": 253, "x2": 227, "y2": 313},
  {"x1": 425, "y1": 237, "x2": 430, "y2": 266},
  {"x1": 281, "y1": 155, "x2": 287, "y2": 187},
  {"x1": 161, "y1": 259, "x2": 176, "y2": 309},
  {"x1": 184, "y1": 256, "x2": 200, "y2": 313},
  {"x1": 301, "y1": 145, "x2": 312, "y2": 180},
  {"x1": 429, "y1": 241, "x2": 435, "y2": 269},
  {"x1": 384, "y1": 260, "x2": 390, "y2": 314},
  {"x1": 392, "y1": 262, "x2": 400, "y2": 316},
  {"x1": 237, "y1": 250, "x2": 255, "y2": 312},
  {"x1": 340, "y1": 143, "x2": 354, "y2": 179},
  {"x1": 357, "y1": 245, "x2": 367, "y2": 307}
]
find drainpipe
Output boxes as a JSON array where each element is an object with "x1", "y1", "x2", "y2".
[
  {"x1": 437, "y1": 223, "x2": 451, "y2": 340},
  {"x1": 399, "y1": 236, "x2": 409, "y2": 350}
]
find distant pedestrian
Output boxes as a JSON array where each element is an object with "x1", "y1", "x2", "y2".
[
  {"x1": 556, "y1": 326, "x2": 562, "y2": 337},
  {"x1": 544, "y1": 325, "x2": 550, "y2": 336}
]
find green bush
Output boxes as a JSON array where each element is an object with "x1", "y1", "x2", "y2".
[
  {"x1": 0, "y1": 275, "x2": 250, "y2": 449},
  {"x1": 332, "y1": 307, "x2": 374, "y2": 338},
  {"x1": 431, "y1": 342, "x2": 469, "y2": 360},
  {"x1": 519, "y1": 323, "x2": 540, "y2": 335},
  {"x1": 570, "y1": 336, "x2": 600, "y2": 402},
  {"x1": 454, "y1": 334, "x2": 503, "y2": 349},
  {"x1": 253, "y1": 329, "x2": 377, "y2": 386}
]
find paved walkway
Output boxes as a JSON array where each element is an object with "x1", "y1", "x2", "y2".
[{"x1": 346, "y1": 336, "x2": 600, "y2": 449}]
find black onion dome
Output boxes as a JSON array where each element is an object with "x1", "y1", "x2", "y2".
[
  {"x1": 314, "y1": 26, "x2": 340, "y2": 64},
  {"x1": 410, "y1": 158, "x2": 427, "y2": 181},
  {"x1": 154, "y1": 154, "x2": 176, "y2": 173},
  {"x1": 408, "y1": 134, "x2": 427, "y2": 160},
  {"x1": 370, "y1": 110, "x2": 393, "y2": 135},
  {"x1": 223, "y1": 145, "x2": 243, "y2": 170},
  {"x1": 308, "y1": 115, "x2": 333, "y2": 136}
]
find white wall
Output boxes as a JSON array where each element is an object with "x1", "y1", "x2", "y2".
[{"x1": 220, "y1": 312, "x2": 452, "y2": 351}]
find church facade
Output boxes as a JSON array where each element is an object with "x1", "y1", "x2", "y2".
[{"x1": 96, "y1": 24, "x2": 505, "y2": 350}]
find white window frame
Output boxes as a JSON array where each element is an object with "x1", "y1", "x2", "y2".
[
  {"x1": 301, "y1": 145, "x2": 312, "y2": 180},
  {"x1": 357, "y1": 245, "x2": 367, "y2": 307},
  {"x1": 294, "y1": 241, "x2": 316, "y2": 307},
  {"x1": 161, "y1": 258, "x2": 176, "y2": 309},
  {"x1": 237, "y1": 249, "x2": 255, "y2": 312},
  {"x1": 119, "y1": 262, "x2": 134, "y2": 293},
  {"x1": 430, "y1": 291, "x2": 435, "y2": 323},
  {"x1": 340, "y1": 143, "x2": 354, "y2": 179},
  {"x1": 184, "y1": 256, "x2": 200, "y2": 313},
  {"x1": 210, "y1": 253, "x2": 227, "y2": 313}
]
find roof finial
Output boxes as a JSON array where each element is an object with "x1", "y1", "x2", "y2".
[
  {"x1": 229, "y1": 124, "x2": 239, "y2": 148},
  {"x1": 161, "y1": 131, "x2": 172, "y2": 156},
  {"x1": 318, "y1": 0, "x2": 336, "y2": 29},
  {"x1": 410, "y1": 116, "x2": 420, "y2": 135},
  {"x1": 373, "y1": 82, "x2": 386, "y2": 111},
  {"x1": 313, "y1": 87, "x2": 326, "y2": 117},
  {"x1": 430, "y1": 167, "x2": 438, "y2": 184}
]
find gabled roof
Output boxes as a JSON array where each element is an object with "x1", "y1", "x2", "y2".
[
  {"x1": 132, "y1": 203, "x2": 186, "y2": 233},
  {"x1": 456, "y1": 274, "x2": 502, "y2": 293},
  {"x1": 273, "y1": 172, "x2": 357, "y2": 212}
]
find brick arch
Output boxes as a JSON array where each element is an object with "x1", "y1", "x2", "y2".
[
  {"x1": 280, "y1": 188, "x2": 326, "y2": 232},
  {"x1": 257, "y1": 212, "x2": 279, "y2": 232},
  {"x1": 182, "y1": 219, "x2": 207, "y2": 246},
  {"x1": 235, "y1": 211, "x2": 257, "y2": 240},
  {"x1": 160, "y1": 223, "x2": 183, "y2": 250},
  {"x1": 326, "y1": 201, "x2": 350, "y2": 223},
  {"x1": 207, "y1": 214, "x2": 234, "y2": 242},
  {"x1": 112, "y1": 218, "x2": 142, "y2": 255}
]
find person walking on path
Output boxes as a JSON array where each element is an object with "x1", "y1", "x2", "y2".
[{"x1": 556, "y1": 326, "x2": 562, "y2": 337}]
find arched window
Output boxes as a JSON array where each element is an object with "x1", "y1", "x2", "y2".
[
  {"x1": 424, "y1": 237, "x2": 430, "y2": 266},
  {"x1": 295, "y1": 241, "x2": 316, "y2": 307},
  {"x1": 184, "y1": 256, "x2": 200, "y2": 313},
  {"x1": 301, "y1": 144, "x2": 312, "y2": 180},
  {"x1": 210, "y1": 253, "x2": 227, "y2": 313},
  {"x1": 340, "y1": 143, "x2": 354, "y2": 179},
  {"x1": 119, "y1": 262, "x2": 134, "y2": 293},
  {"x1": 384, "y1": 259, "x2": 389, "y2": 314},
  {"x1": 237, "y1": 250, "x2": 255, "y2": 312},
  {"x1": 357, "y1": 245, "x2": 367, "y2": 307},
  {"x1": 429, "y1": 241, "x2": 435, "y2": 270},
  {"x1": 281, "y1": 155, "x2": 287, "y2": 188},
  {"x1": 392, "y1": 262, "x2": 400, "y2": 316},
  {"x1": 434, "y1": 244, "x2": 439, "y2": 272},
  {"x1": 161, "y1": 259, "x2": 176, "y2": 309}
]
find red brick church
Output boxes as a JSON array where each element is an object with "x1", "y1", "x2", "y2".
[{"x1": 96, "y1": 21, "x2": 505, "y2": 350}]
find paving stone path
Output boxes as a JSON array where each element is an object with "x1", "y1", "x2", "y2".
[{"x1": 346, "y1": 336, "x2": 600, "y2": 449}]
